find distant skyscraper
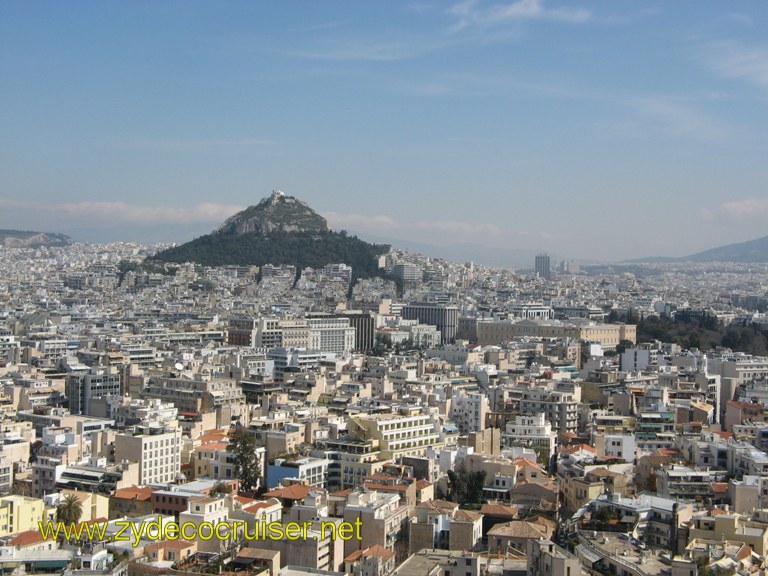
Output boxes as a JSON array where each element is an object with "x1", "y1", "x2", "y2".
[{"x1": 535, "y1": 254, "x2": 551, "y2": 280}]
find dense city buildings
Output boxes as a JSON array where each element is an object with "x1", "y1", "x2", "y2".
[{"x1": 3, "y1": 238, "x2": 768, "y2": 576}]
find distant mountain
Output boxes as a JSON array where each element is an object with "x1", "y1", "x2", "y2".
[
  {"x1": 629, "y1": 235, "x2": 768, "y2": 264},
  {"x1": 147, "y1": 190, "x2": 390, "y2": 279},
  {"x1": 0, "y1": 229, "x2": 71, "y2": 247},
  {"x1": 684, "y1": 235, "x2": 768, "y2": 263}
]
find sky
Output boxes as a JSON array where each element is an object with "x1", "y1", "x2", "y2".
[{"x1": 2, "y1": 1, "x2": 768, "y2": 264}]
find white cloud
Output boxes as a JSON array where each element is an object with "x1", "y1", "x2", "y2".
[
  {"x1": 705, "y1": 42, "x2": 768, "y2": 92},
  {"x1": 701, "y1": 197, "x2": 768, "y2": 221},
  {"x1": 449, "y1": 0, "x2": 591, "y2": 31},
  {"x1": 323, "y1": 211, "x2": 558, "y2": 247},
  {"x1": 323, "y1": 212, "x2": 400, "y2": 233},
  {"x1": 0, "y1": 199, "x2": 244, "y2": 225},
  {"x1": 631, "y1": 97, "x2": 731, "y2": 141}
]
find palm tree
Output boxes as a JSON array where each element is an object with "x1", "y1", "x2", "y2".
[{"x1": 56, "y1": 493, "x2": 83, "y2": 525}]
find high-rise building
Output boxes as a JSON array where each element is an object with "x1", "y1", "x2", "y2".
[
  {"x1": 335, "y1": 311, "x2": 376, "y2": 352},
  {"x1": 66, "y1": 367, "x2": 121, "y2": 416},
  {"x1": 401, "y1": 303, "x2": 458, "y2": 344},
  {"x1": 535, "y1": 254, "x2": 551, "y2": 280}
]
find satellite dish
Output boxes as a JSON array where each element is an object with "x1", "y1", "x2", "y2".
[{"x1": 175, "y1": 363, "x2": 184, "y2": 371}]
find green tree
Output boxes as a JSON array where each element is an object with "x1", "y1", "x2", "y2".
[
  {"x1": 210, "y1": 481, "x2": 232, "y2": 496},
  {"x1": 615, "y1": 339, "x2": 634, "y2": 355},
  {"x1": 446, "y1": 461, "x2": 487, "y2": 506},
  {"x1": 227, "y1": 427, "x2": 262, "y2": 493},
  {"x1": 56, "y1": 493, "x2": 83, "y2": 525}
]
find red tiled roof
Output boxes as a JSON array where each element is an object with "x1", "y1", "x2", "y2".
[
  {"x1": 262, "y1": 484, "x2": 311, "y2": 500},
  {"x1": 344, "y1": 544, "x2": 395, "y2": 562},
  {"x1": 9, "y1": 529, "x2": 46, "y2": 547},
  {"x1": 364, "y1": 483, "x2": 408, "y2": 492},
  {"x1": 112, "y1": 485, "x2": 154, "y2": 501},
  {"x1": 330, "y1": 488, "x2": 354, "y2": 497},
  {"x1": 244, "y1": 500, "x2": 279, "y2": 513}
]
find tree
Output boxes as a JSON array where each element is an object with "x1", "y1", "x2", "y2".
[
  {"x1": 446, "y1": 461, "x2": 486, "y2": 507},
  {"x1": 210, "y1": 481, "x2": 232, "y2": 496},
  {"x1": 615, "y1": 339, "x2": 634, "y2": 355},
  {"x1": 56, "y1": 493, "x2": 83, "y2": 525},
  {"x1": 227, "y1": 427, "x2": 262, "y2": 493}
]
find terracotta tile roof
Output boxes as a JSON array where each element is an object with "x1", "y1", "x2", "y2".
[
  {"x1": 453, "y1": 509, "x2": 483, "y2": 522},
  {"x1": 416, "y1": 499, "x2": 459, "y2": 514},
  {"x1": 243, "y1": 499, "x2": 280, "y2": 513},
  {"x1": 488, "y1": 520, "x2": 551, "y2": 539},
  {"x1": 414, "y1": 480, "x2": 432, "y2": 490},
  {"x1": 145, "y1": 539, "x2": 196, "y2": 551},
  {"x1": 364, "y1": 483, "x2": 408, "y2": 492},
  {"x1": 195, "y1": 442, "x2": 229, "y2": 452},
  {"x1": 330, "y1": 488, "x2": 354, "y2": 497},
  {"x1": 112, "y1": 485, "x2": 154, "y2": 501},
  {"x1": 480, "y1": 503, "x2": 519, "y2": 518},
  {"x1": 262, "y1": 484, "x2": 311, "y2": 501},
  {"x1": 344, "y1": 544, "x2": 395, "y2": 563},
  {"x1": 9, "y1": 529, "x2": 46, "y2": 547}
]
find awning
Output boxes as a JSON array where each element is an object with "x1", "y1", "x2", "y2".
[
  {"x1": 29, "y1": 560, "x2": 71, "y2": 568},
  {"x1": 575, "y1": 545, "x2": 602, "y2": 566}
]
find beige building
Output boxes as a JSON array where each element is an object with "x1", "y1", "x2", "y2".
[
  {"x1": 344, "y1": 544, "x2": 396, "y2": 576},
  {"x1": 114, "y1": 427, "x2": 182, "y2": 486},
  {"x1": 348, "y1": 409, "x2": 443, "y2": 460},
  {"x1": 54, "y1": 489, "x2": 109, "y2": 522},
  {"x1": 0, "y1": 495, "x2": 54, "y2": 537},
  {"x1": 476, "y1": 318, "x2": 635, "y2": 350},
  {"x1": 561, "y1": 474, "x2": 606, "y2": 514},
  {"x1": 687, "y1": 510, "x2": 768, "y2": 556},
  {"x1": 487, "y1": 518, "x2": 555, "y2": 554},
  {"x1": 178, "y1": 495, "x2": 231, "y2": 554},
  {"x1": 343, "y1": 490, "x2": 410, "y2": 561},
  {"x1": 255, "y1": 517, "x2": 345, "y2": 573},
  {"x1": 409, "y1": 500, "x2": 483, "y2": 554}
]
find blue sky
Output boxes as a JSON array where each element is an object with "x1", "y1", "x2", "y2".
[{"x1": 1, "y1": 1, "x2": 767, "y2": 263}]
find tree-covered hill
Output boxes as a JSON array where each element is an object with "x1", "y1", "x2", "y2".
[
  {"x1": 147, "y1": 230, "x2": 389, "y2": 280},
  {"x1": 145, "y1": 190, "x2": 390, "y2": 280}
]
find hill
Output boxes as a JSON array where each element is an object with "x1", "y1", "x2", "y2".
[
  {"x1": 0, "y1": 229, "x2": 71, "y2": 248},
  {"x1": 626, "y1": 235, "x2": 768, "y2": 264},
  {"x1": 683, "y1": 235, "x2": 768, "y2": 263},
  {"x1": 147, "y1": 190, "x2": 389, "y2": 279}
]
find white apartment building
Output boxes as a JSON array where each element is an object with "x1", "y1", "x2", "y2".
[
  {"x1": 450, "y1": 392, "x2": 489, "y2": 434},
  {"x1": 268, "y1": 457, "x2": 331, "y2": 489},
  {"x1": 518, "y1": 383, "x2": 580, "y2": 434},
  {"x1": 501, "y1": 413, "x2": 557, "y2": 462},
  {"x1": 308, "y1": 316, "x2": 356, "y2": 355},
  {"x1": 114, "y1": 427, "x2": 182, "y2": 485},
  {"x1": 267, "y1": 347, "x2": 322, "y2": 381},
  {"x1": 594, "y1": 432, "x2": 636, "y2": 462}
]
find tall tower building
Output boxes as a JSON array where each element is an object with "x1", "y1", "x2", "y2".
[{"x1": 535, "y1": 254, "x2": 551, "y2": 280}]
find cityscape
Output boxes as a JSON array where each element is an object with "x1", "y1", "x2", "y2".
[
  {"x1": 1, "y1": 189, "x2": 768, "y2": 576},
  {"x1": 3, "y1": 2, "x2": 768, "y2": 576}
]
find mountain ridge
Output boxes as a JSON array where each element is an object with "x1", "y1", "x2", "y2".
[
  {"x1": 628, "y1": 234, "x2": 768, "y2": 263},
  {"x1": 0, "y1": 229, "x2": 71, "y2": 248}
]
